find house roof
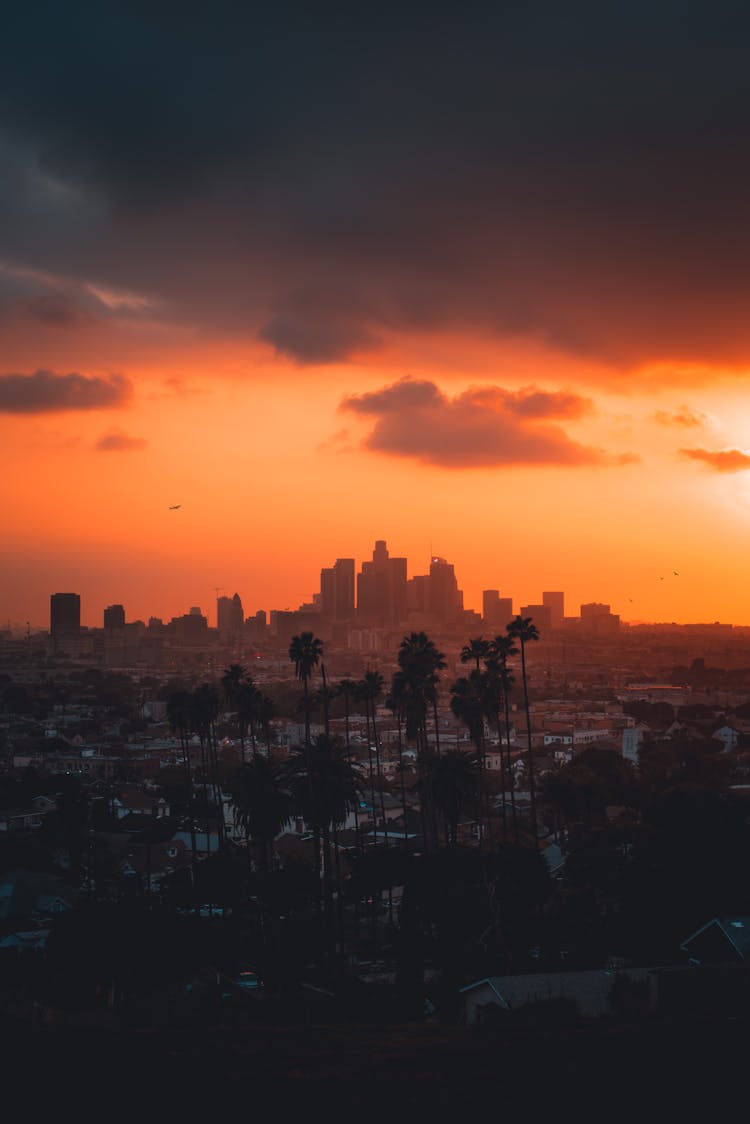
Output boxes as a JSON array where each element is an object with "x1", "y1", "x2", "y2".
[{"x1": 680, "y1": 917, "x2": 750, "y2": 962}]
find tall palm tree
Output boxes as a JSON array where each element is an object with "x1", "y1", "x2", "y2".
[
  {"x1": 192, "y1": 683, "x2": 224, "y2": 850},
  {"x1": 253, "y1": 692, "x2": 276, "y2": 756},
  {"x1": 507, "y1": 615, "x2": 541, "y2": 846},
  {"x1": 166, "y1": 689, "x2": 198, "y2": 876},
  {"x1": 231, "y1": 757, "x2": 293, "y2": 873},
  {"x1": 221, "y1": 663, "x2": 250, "y2": 761},
  {"x1": 419, "y1": 750, "x2": 476, "y2": 847},
  {"x1": 336, "y1": 678, "x2": 361, "y2": 845},
  {"x1": 289, "y1": 632, "x2": 324, "y2": 754},
  {"x1": 360, "y1": 670, "x2": 388, "y2": 844},
  {"x1": 237, "y1": 679, "x2": 260, "y2": 760},
  {"x1": 284, "y1": 733, "x2": 363, "y2": 938},
  {"x1": 397, "y1": 631, "x2": 446, "y2": 757},
  {"x1": 449, "y1": 670, "x2": 492, "y2": 844},
  {"x1": 460, "y1": 637, "x2": 491, "y2": 673},
  {"x1": 386, "y1": 671, "x2": 411, "y2": 836},
  {"x1": 488, "y1": 634, "x2": 520, "y2": 843}
]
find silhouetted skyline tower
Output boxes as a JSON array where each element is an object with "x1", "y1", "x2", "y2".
[
  {"x1": 483, "y1": 589, "x2": 513, "y2": 628},
  {"x1": 542, "y1": 591, "x2": 565, "y2": 630},
  {"x1": 50, "y1": 593, "x2": 80, "y2": 637},
  {"x1": 357, "y1": 540, "x2": 407, "y2": 625},
  {"x1": 429, "y1": 557, "x2": 463, "y2": 623},
  {"x1": 320, "y1": 558, "x2": 355, "y2": 620},
  {"x1": 103, "y1": 604, "x2": 125, "y2": 629},
  {"x1": 217, "y1": 593, "x2": 244, "y2": 639}
]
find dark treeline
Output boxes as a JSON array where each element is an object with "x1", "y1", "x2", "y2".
[{"x1": 2, "y1": 615, "x2": 750, "y2": 1029}]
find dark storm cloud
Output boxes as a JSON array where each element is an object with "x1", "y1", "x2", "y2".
[
  {"x1": 95, "y1": 429, "x2": 147, "y2": 452},
  {"x1": 3, "y1": 2, "x2": 750, "y2": 366},
  {"x1": 680, "y1": 447, "x2": 750, "y2": 472},
  {"x1": 0, "y1": 369, "x2": 132, "y2": 412},
  {"x1": 340, "y1": 377, "x2": 615, "y2": 467}
]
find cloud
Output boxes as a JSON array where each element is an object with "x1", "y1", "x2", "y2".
[
  {"x1": 95, "y1": 428, "x2": 148, "y2": 452},
  {"x1": 259, "y1": 313, "x2": 377, "y2": 364},
  {"x1": 679, "y1": 447, "x2": 750, "y2": 473},
  {"x1": 15, "y1": 292, "x2": 84, "y2": 326},
  {"x1": 339, "y1": 377, "x2": 621, "y2": 468},
  {"x1": 0, "y1": 369, "x2": 132, "y2": 413},
  {"x1": 654, "y1": 406, "x2": 707, "y2": 428},
  {"x1": 0, "y1": 6, "x2": 750, "y2": 371}
]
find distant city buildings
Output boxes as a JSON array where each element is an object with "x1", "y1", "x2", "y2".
[
  {"x1": 37, "y1": 539, "x2": 633, "y2": 664},
  {"x1": 103, "y1": 604, "x2": 125, "y2": 629},
  {"x1": 50, "y1": 593, "x2": 80, "y2": 653}
]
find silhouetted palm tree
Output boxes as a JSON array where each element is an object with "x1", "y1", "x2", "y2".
[
  {"x1": 166, "y1": 689, "x2": 198, "y2": 876},
  {"x1": 192, "y1": 683, "x2": 224, "y2": 849},
  {"x1": 507, "y1": 615, "x2": 540, "y2": 846},
  {"x1": 488, "y1": 633, "x2": 520, "y2": 843},
  {"x1": 284, "y1": 733, "x2": 363, "y2": 932},
  {"x1": 221, "y1": 664, "x2": 250, "y2": 760},
  {"x1": 231, "y1": 757, "x2": 293, "y2": 872},
  {"x1": 397, "y1": 631, "x2": 446, "y2": 756},
  {"x1": 289, "y1": 632, "x2": 324, "y2": 753},
  {"x1": 360, "y1": 670, "x2": 388, "y2": 843},
  {"x1": 460, "y1": 637, "x2": 490, "y2": 673},
  {"x1": 237, "y1": 679, "x2": 260, "y2": 760},
  {"x1": 386, "y1": 672, "x2": 412, "y2": 835},
  {"x1": 420, "y1": 750, "x2": 476, "y2": 847},
  {"x1": 253, "y1": 692, "x2": 276, "y2": 756},
  {"x1": 450, "y1": 669, "x2": 492, "y2": 844}
]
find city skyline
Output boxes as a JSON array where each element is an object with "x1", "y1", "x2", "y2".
[{"x1": 8, "y1": 537, "x2": 707, "y2": 634}]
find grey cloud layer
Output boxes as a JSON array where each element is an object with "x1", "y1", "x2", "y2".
[
  {"x1": 2, "y1": 3, "x2": 750, "y2": 366},
  {"x1": 0, "y1": 369, "x2": 131, "y2": 412},
  {"x1": 340, "y1": 377, "x2": 614, "y2": 467}
]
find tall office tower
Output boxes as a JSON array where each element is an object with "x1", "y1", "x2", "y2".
[
  {"x1": 520, "y1": 603, "x2": 552, "y2": 633},
  {"x1": 483, "y1": 589, "x2": 499, "y2": 623},
  {"x1": 103, "y1": 604, "x2": 125, "y2": 629},
  {"x1": 580, "y1": 602, "x2": 620, "y2": 636},
  {"x1": 50, "y1": 593, "x2": 80, "y2": 638},
  {"x1": 542, "y1": 591, "x2": 565, "y2": 630},
  {"x1": 320, "y1": 558, "x2": 355, "y2": 620},
  {"x1": 482, "y1": 590, "x2": 514, "y2": 628},
  {"x1": 217, "y1": 593, "x2": 244, "y2": 639},
  {"x1": 357, "y1": 540, "x2": 407, "y2": 626},
  {"x1": 428, "y1": 556, "x2": 463, "y2": 623}
]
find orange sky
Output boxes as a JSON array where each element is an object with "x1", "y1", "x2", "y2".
[
  {"x1": 3, "y1": 4, "x2": 750, "y2": 631},
  {"x1": 3, "y1": 328, "x2": 750, "y2": 630}
]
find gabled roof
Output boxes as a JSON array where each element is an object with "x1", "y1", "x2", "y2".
[{"x1": 681, "y1": 917, "x2": 750, "y2": 962}]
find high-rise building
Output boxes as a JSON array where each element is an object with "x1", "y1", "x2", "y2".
[
  {"x1": 542, "y1": 591, "x2": 565, "y2": 630},
  {"x1": 320, "y1": 558, "x2": 355, "y2": 620},
  {"x1": 217, "y1": 593, "x2": 244, "y2": 639},
  {"x1": 429, "y1": 557, "x2": 463, "y2": 624},
  {"x1": 520, "y1": 603, "x2": 552, "y2": 634},
  {"x1": 483, "y1": 590, "x2": 513, "y2": 628},
  {"x1": 357, "y1": 540, "x2": 407, "y2": 626},
  {"x1": 580, "y1": 602, "x2": 620, "y2": 636},
  {"x1": 103, "y1": 604, "x2": 125, "y2": 629},
  {"x1": 50, "y1": 593, "x2": 80, "y2": 639}
]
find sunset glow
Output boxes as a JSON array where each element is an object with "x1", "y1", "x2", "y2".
[{"x1": 3, "y1": 4, "x2": 750, "y2": 630}]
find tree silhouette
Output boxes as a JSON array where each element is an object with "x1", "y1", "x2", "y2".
[
  {"x1": 507, "y1": 616, "x2": 540, "y2": 846},
  {"x1": 289, "y1": 632, "x2": 324, "y2": 754}
]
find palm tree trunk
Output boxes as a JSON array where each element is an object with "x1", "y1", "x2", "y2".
[
  {"x1": 520, "y1": 642, "x2": 539, "y2": 848},
  {"x1": 502, "y1": 686, "x2": 519, "y2": 845},
  {"x1": 371, "y1": 700, "x2": 389, "y2": 847}
]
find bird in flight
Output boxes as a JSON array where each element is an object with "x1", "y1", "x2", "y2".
[
  {"x1": 168, "y1": 504, "x2": 181, "y2": 510},
  {"x1": 673, "y1": 570, "x2": 679, "y2": 576}
]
